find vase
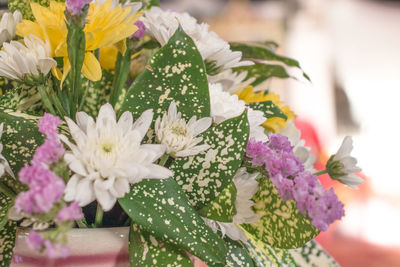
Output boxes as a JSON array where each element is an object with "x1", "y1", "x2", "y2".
[{"x1": 11, "y1": 227, "x2": 130, "y2": 267}]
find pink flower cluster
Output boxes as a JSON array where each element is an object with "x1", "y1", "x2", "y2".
[
  {"x1": 246, "y1": 134, "x2": 344, "y2": 231},
  {"x1": 26, "y1": 230, "x2": 70, "y2": 259},
  {"x1": 65, "y1": 0, "x2": 91, "y2": 16}
]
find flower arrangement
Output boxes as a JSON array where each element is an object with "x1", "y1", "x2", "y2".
[{"x1": 0, "y1": 0, "x2": 364, "y2": 266}]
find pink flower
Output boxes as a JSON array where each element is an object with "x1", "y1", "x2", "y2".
[
  {"x1": 65, "y1": 0, "x2": 91, "y2": 16},
  {"x1": 26, "y1": 230, "x2": 44, "y2": 251},
  {"x1": 44, "y1": 240, "x2": 70, "y2": 259},
  {"x1": 132, "y1": 20, "x2": 146, "y2": 39},
  {"x1": 56, "y1": 201, "x2": 83, "y2": 222},
  {"x1": 38, "y1": 113, "x2": 62, "y2": 139}
]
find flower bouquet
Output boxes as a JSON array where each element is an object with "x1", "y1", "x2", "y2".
[{"x1": 0, "y1": 0, "x2": 364, "y2": 266}]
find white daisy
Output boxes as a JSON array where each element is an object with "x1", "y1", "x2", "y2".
[
  {"x1": 209, "y1": 83, "x2": 267, "y2": 142},
  {"x1": 60, "y1": 103, "x2": 173, "y2": 211},
  {"x1": 0, "y1": 123, "x2": 14, "y2": 178},
  {"x1": 208, "y1": 69, "x2": 255, "y2": 93},
  {"x1": 279, "y1": 121, "x2": 316, "y2": 172},
  {"x1": 0, "y1": 35, "x2": 56, "y2": 81},
  {"x1": 142, "y1": 7, "x2": 253, "y2": 75},
  {"x1": 0, "y1": 10, "x2": 22, "y2": 46},
  {"x1": 155, "y1": 101, "x2": 212, "y2": 158},
  {"x1": 203, "y1": 168, "x2": 260, "y2": 242},
  {"x1": 327, "y1": 136, "x2": 363, "y2": 189}
]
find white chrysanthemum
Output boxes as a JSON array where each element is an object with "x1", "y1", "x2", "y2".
[
  {"x1": 279, "y1": 121, "x2": 316, "y2": 172},
  {"x1": 203, "y1": 168, "x2": 260, "y2": 242},
  {"x1": 208, "y1": 69, "x2": 255, "y2": 93},
  {"x1": 0, "y1": 35, "x2": 56, "y2": 81},
  {"x1": 0, "y1": 123, "x2": 14, "y2": 178},
  {"x1": 155, "y1": 101, "x2": 212, "y2": 158},
  {"x1": 61, "y1": 103, "x2": 173, "y2": 211},
  {"x1": 209, "y1": 83, "x2": 267, "y2": 142},
  {"x1": 142, "y1": 7, "x2": 253, "y2": 74},
  {"x1": 0, "y1": 11, "x2": 22, "y2": 46},
  {"x1": 328, "y1": 136, "x2": 363, "y2": 189}
]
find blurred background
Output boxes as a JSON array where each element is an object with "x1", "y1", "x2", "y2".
[
  {"x1": 158, "y1": 0, "x2": 400, "y2": 266},
  {"x1": 2, "y1": 0, "x2": 399, "y2": 265}
]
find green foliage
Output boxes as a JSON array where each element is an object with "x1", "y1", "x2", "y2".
[
  {"x1": 8, "y1": 0, "x2": 64, "y2": 21},
  {"x1": 119, "y1": 178, "x2": 227, "y2": 266},
  {"x1": 170, "y1": 111, "x2": 249, "y2": 210},
  {"x1": 288, "y1": 240, "x2": 340, "y2": 267},
  {"x1": 0, "y1": 193, "x2": 12, "y2": 230},
  {"x1": 242, "y1": 176, "x2": 319, "y2": 249},
  {"x1": 197, "y1": 182, "x2": 237, "y2": 222},
  {"x1": 0, "y1": 111, "x2": 44, "y2": 175},
  {"x1": 235, "y1": 63, "x2": 292, "y2": 87},
  {"x1": 249, "y1": 101, "x2": 287, "y2": 120},
  {"x1": 0, "y1": 86, "x2": 44, "y2": 115},
  {"x1": 120, "y1": 27, "x2": 210, "y2": 121},
  {"x1": 134, "y1": 0, "x2": 159, "y2": 10},
  {"x1": 129, "y1": 222, "x2": 192, "y2": 267},
  {"x1": 0, "y1": 220, "x2": 16, "y2": 267},
  {"x1": 224, "y1": 237, "x2": 255, "y2": 267}
]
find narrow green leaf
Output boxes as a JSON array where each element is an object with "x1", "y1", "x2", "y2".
[
  {"x1": 242, "y1": 176, "x2": 319, "y2": 249},
  {"x1": 235, "y1": 63, "x2": 291, "y2": 87},
  {"x1": 170, "y1": 111, "x2": 249, "y2": 210},
  {"x1": 249, "y1": 101, "x2": 287, "y2": 120},
  {"x1": 118, "y1": 178, "x2": 227, "y2": 266},
  {"x1": 129, "y1": 222, "x2": 192, "y2": 267},
  {"x1": 120, "y1": 27, "x2": 210, "y2": 121},
  {"x1": 288, "y1": 240, "x2": 340, "y2": 267},
  {"x1": 0, "y1": 111, "x2": 44, "y2": 175},
  {"x1": 197, "y1": 182, "x2": 237, "y2": 222},
  {"x1": 0, "y1": 220, "x2": 17, "y2": 267}
]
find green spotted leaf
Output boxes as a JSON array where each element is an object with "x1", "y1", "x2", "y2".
[
  {"x1": 0, "y1": 193, "x2": 13, "y2": 230},
  {"x1": 170, "y1": 111, "x2": 249, "y2": 210},
  {"x1": 129, "y1": 222, "x2": 192, "y2": 267},
  {"x1": 197, "y1": 182, "x2": 237, "y2": 222},
  {"x1": 242, "y1": 176, "x2": 319, "y2": 249},
  {"x1": 120, "y1": 27, "x2": 210, "y2": 121},
  {"x1": 0, "y1": 86, "x2": 44, "y2": 115},
  {"x1": 235, "y1": 63, "x2": 291, "y2": 88},
  {"x1": 0, "y1": 220, "x2": 17, "y2": 267},
  {"x1": 230, "y1": 42, "x2": 310, "y2": 82},
  {"x1": 224, "y1": 237, "x2": 255, "y2": 267},
  {"x1": 248, "y1": 101, "x2": 287, "y2": 120},
  {"x1": 0, "y1": 111, "x2": 44, "y2": 175},
  {"x1": 289, "y1": 240, "x2": 339, "y2": 267},
  {"x1": 119, "y1": 178, "x2": 227, "y2": 266}
]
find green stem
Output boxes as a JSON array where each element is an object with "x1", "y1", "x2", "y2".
[
  {"x1": 37, "y1": 83, "x2": 57, "y2": 115},
  {"x1": 159, "y1": 154, "x2": 169, "y2": 166},
  {"x1": 94, "y1": 203, "x2": 104, "y2": 227},
  {"x1": 0, "y1": 181, "x2": 16, "y2": 199},
  {"x1": 314, "y1": 169, "x2": 328, "y2": 176},
  {"x1": 76, "y1": 218, "x2": 88, "y2": 228}
]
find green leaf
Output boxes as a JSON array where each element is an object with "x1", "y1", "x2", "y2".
[
  {"x1": 0, "y1": 220, "x2": 17, "y2": 267},
  {"x1": 242, "y1": 176, "x2": 319, "y2": 249},
  {"x1": 249, "y1": 101, "x2": 287, "y2": 120},
  {"x1": 230, "y1": 42, "x2": 310, "y2": 82},
  {"x1": 134, "y1": 0, "x2": 159, "y2": 10},
  {"x1": 0, "y1": 193, "x2": 13, "y2": 230},
  {"x1": 0, "y1": 86, "x2": 44, "y2": 115},
  {"x1": 120, "y1": 27, "x2": 210, "y2": 121},
  {"x1": 118, "y1": 178, "x2": 227, "y2": 266},
  {"x1": 129, "y1": 222, "x2": 192, "y2": 267},
  {"x1": 224, "y1": 237, "x2": 255, "y2": 267},
  {"x1": 289, "y1": 240, "x2": 339, "y2": 267},
  {"x1": 197, "y1": 182, "x2": 237, "y2": 222},
  {"x1": 170, "y1": 111, "x2": 250, "y2": 210},
  {"x1": 8, "y1": 0, "x2": 64, "y2": 21},
  {"x1": 235, "y1": 63, "x2": 291, "y2": 88},
  {"x1": 0, "y1": 111, "x2": 44, "y2": 175}
]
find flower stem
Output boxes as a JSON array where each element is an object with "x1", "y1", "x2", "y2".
[
  {"x1": 76, "y1": 218, "x2": 88, "y2": 228},
  {"x1": 37, "y1": 83, "x2": 57, "y2": 115},
  {"x1": 94, "y1": 203, "x2": 104, "y2": 227},
  {"x1": 0, "y1": 181, "x2": 16, "y2": 199},
  {"x1": 159, "y1": 154, "x2": 169, "y2": 166},
  {"x1": 314, "y1": 169, "x2": 328, "y2": 176}
]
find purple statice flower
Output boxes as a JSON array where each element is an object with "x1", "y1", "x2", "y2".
[
  {"x1": 32, "y1": 139, "x2": 65, "y2": 165},
  {"x1": 131, "y1": 20, "x2": 146, "y2": 39},
  {"x1": 65, "y1": 0, "x2": 91, "y2": 16},
  {"x1": 245, "y1": 134, "x2": 345, "y2": 232},
  {"x1": 26, "y1": 230, "x2": 45, "y2": 251},
  {"x1": 56, "y1": 201, "x2": 83, "y2": 222},
  {"x1": 38, "y1": 113, "x2": 62, "y2": 140},
  {"x1": 44, "y1": 240, "x2": 70, "y2": 259}
]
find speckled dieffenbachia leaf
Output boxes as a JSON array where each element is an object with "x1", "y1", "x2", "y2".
[
  {"x1": 230, "y1": 42, "x2": 310, "y2": 82},
  {"x1": 0, "y1": 86, "x2": 44, "y2": 115},
  {"x1": 248, "y1": 101, "x2": 287, "y2": 120},
  {"x1": 197, "y1": 182, "x2": 237, "y2": 222},
  {"x1": 120, "y1": 27, "x2": 210, "y2": 121},
  {"x1": 234, "y1": 63, "x2": 292, "y2": 88},
  {"x1": 119, "y1": 178, "x2": 227, "y2": 266},
  {"x1": 129, "y1": 222, "x2": 192, "y2": 267},
  {"x1": 0, "y1": 220, "x2": 16, "y2": 267},
  {"x1": 170, "y1": 111, "x2": 249, "y2": 210},
  {"x1": 0, "y1": 193, "x2": 13, "y2": 230},
  {"x1": 224, "y1": 237, "x2": 255, "y2": 267},
  {"x1": 242, "y1": 176, "x2": 319, "y2": 249},
  {"x1": 0, "y1": 111, "x2": 43, "y2": 175},
  {"x1": 289, "y1": 240, "x2": 340, "y2": 267}
]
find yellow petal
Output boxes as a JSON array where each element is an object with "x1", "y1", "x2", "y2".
[
  {"x1": 81, "y1": 52, "x2": 102, "y2": 81},
  {"x1": 99, "y1": 46, "x2": 118, "y2": 71}
]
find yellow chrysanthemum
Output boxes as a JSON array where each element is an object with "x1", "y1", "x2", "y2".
[
  {"x1": 236, "y1": 86, "x2": 295, "y2": 133},
  {"x1": 16, "y1": 0, "x2": 142, "y2": 83}
]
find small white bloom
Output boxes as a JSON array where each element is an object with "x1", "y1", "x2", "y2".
[
  {"x1": 155, "y1": 101, "x2": 212, "y2": 158},
  {"x1": 203, "y1": 168, "x2": 260, "y2": 242},
  {"x1": 279, "y1": 121, "x2": 316, "y2": 172},
  {"x1": 209, "y1": 83, "x2": 267, "y2": 141},
  {"x1": 0, "y1": 11, "x2": 22, "y2": 46},
  {"x1": 0, "y1": 123, "x2": 14, "y2": 178},
  {"x1": 328, "y1": 136, "x2": 363, "y2": 189},
  {"x1": 0, "y1": 35, "x2": 57, "y2": 81},
  {"x1": 61, "y1": 103, "x2": 173, "y2": 211},
  {"x1": 142, "y1": 7, "x2": 253, "y2": 75}
]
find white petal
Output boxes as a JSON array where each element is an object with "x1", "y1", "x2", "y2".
[
  {"x1": 132, "y1": 109, "x2": 153, "y2": 140},
  {"x1": 334, "y1": 136, "x2": 353, "y2": 161}
]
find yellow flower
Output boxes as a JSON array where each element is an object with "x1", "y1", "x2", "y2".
[
  {"x1": 236, "y1": 86, "x2": 295, "y2": 133},
  {"x1": 16, "y1": 0, "x2": 142, "y2": 83}
]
